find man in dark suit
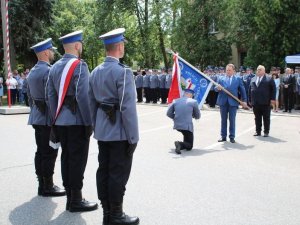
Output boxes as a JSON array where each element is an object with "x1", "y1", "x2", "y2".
[
  {"x1": 282, "y1": 68, "x2": 295, "y2": 113},
  {"x1": 249, "y1": 65, "x2": 276, "y2": 137},
  {"x1": 215, "y1": 64, "x2": 247, "y2": 143}
]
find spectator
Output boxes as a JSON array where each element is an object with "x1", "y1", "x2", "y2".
[
  {"x1": 272, "y1": 73, "x2": 280, "y2": 112},
  {"x1": 6, "y1": 75, "x2": 18, "y2": 105}
]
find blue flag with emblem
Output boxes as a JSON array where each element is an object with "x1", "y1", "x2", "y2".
[{"x1": 177, "y1": 57, "x2": 213, "y2": 108}]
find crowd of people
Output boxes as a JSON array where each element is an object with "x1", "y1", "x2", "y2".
[
  {"x1": 0, "y1": 69, "x2": 30, "y2": 106},
  {"x1": 133, "y1": 65, "x2": 300, "y2": 112}
]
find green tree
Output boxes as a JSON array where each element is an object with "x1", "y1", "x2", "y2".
[
  {"x1": 8, "y1": 0, "x2": 54, "y2": 68},
  {"x1": 221, "y1": 0, "x2": 300, "y2": 69},
  {"x1": 172, "y1": 0, "x2": 231, "y2": 69}
]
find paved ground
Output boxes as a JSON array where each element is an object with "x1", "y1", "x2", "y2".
[{"x1": 0, "y1": 104, "x2": 300, "y2": 225}]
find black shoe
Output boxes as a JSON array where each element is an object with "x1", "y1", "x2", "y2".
[
  {"x1": 218, "y1": 138, "x2": 226, "y2": 142},
  {"x1": 42, "y1": 177, "x2": 66, "y2": 197},
  {"x1": 37, "y1": 176, "x2": 44, "y2": 196},
  {"x1": 230, "y1": 138, "x2": 235, "y2": 143},
  {"x1": 263, "y1": 133, "x2": 269, "y2": 137},
  {"x1": 101, "y1": 200, "x2": 110, "y2": 225},
  {"x1": 69, "y1": 190, "x2": 98, "y2": 212},
  {"x1": 283, "y1": 110, "x2": 287, "y2": 112},
  {"x1": 110, "y1": 202, "x2": 139, "y2": 225},
  {"x1": 253, "y1": 133, "x2": 261, "y2": 136},
  {"x1": 174, "y1": 141, "x2": 181, "y2": 154}
]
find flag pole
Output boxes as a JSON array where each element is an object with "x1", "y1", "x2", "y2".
[{"x1": 166, "y1": 49, "x2": 249, "y2": 109}]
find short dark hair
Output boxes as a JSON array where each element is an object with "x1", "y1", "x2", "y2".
[{"x1": 105, "y1": 43, "x2": 119, "y2": 52}]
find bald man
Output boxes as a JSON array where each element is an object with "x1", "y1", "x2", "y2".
[{"x1": 249, "y1": 65, "x2": 276, "y2": 137}]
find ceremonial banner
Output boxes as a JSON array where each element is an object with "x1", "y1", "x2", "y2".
[{"x1": 168, "y1": 53, "x2": 213, "y2": 108}]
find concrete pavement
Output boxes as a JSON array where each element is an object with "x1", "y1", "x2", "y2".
[{"x1": 0, "y1": 104, "x2": 300, "y2": 225}]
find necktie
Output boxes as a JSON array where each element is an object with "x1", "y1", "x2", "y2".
[{"x1": 226, "y1": 77, "x2": 231, "y2": 86}]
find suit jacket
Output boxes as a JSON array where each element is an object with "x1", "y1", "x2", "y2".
[
  {"x1": 47, "y1": 54, "x2": 92, "y2": 126},
  {"x1": 167, "y1": 97, "x2": 200, "y2": 133},
  {"x1": 282, "y1": 75, "x2": 295, "y2": 92},
  {"x1": 215, "y1": 75, "x2": 247, "y2": 106},
  {"x1": 249, "y1": 75, "x2": 276, "y2": 106},
  {"x1": 27, "y1": 61, "x2": 51, "y2": 125},
  {"x1": 89, "y1": 56, "x2": 139, "y2": 144}
]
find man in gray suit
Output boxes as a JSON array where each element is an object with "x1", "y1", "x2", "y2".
[
  {"x1": 27, "y1": 38, "x2": 65, "y2": 197},
  {"x1": 89, "y1": 28, "x2": 139, "y2": 225},
  {"x1": 167, "y1": 89, "x2": 201, "y2": 154},
  {"x1": 47, "y1": 31, "x2": 98, "y2": 212}
]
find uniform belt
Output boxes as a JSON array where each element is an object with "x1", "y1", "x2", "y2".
[
  {"x1": 97, "y1": 102, "x2": 119, "y2": 110},
  {"x1": 97, "y1": 102, "x2": 119, "y2": 124}
]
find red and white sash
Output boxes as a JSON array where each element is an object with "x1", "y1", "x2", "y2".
[{"x1": 55, "y1": 58, "x2": 80, "y2": 120}]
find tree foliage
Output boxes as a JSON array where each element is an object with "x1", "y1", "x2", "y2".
[{"x1": 2, "y1": 0, "x2": 300, "y2": 72}]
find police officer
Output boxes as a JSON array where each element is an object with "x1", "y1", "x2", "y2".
[
  {"x1": 243, "y1": 67, "x2": 255, "y2": 106},
  {"x1": 27, "y1": 38, "x2": 65, "y2": 197},
  {"x1": 167, "y1": 89, "x2": 201, "y2": 154},
  {"x1": 143, "y1": 69, "x2": 151, "y2": 103},
  {"x1": 135, "y1": 70, "x2": 143, "y2": 102},
  {"x1": 89, "y1": 28, "x2": 139, "y2": 225},
  {"x1": 149, "y1": 69, "x2": 159, "y2": 103},
  {"x1": 47, "y1": 31, "x2": 98, "y2": 212},
  {"x1": 165, "y1": 69, "x2": 172, "y2": 102},
  {"x1": 159, "y1": 69, "x2": 166, "y2": 104}
]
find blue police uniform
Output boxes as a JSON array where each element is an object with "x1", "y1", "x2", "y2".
[
  {"x1": 149, "y1": 72, "x2": 159, "y2": 103},
  {"x1": 90, "y1": 28, "x2": 139, "y2": 225},
  {"x1": 143, "y1": 72, "x2": 151, "y2": 103},
  {"x1": 167, "y1": 89, "x2": 200, "y2": 154},
  {"x1": 47, "y1": 31, "x2": 98, "y2": 212},
  {"x1": 165, "y1": 73, "x2": 172, "y2": 102},
  {"x1": 159, "y1": 73, "x2": 167, "y2": 103},
  {"x1": 27, "y1": 38, "x2": 65, "y2": 197},
  {"x1": 135, "y1": 73, "x2": 143, "y2": 102}
]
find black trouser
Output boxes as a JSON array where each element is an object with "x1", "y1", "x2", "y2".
[
  {"x1": 150, "y1": 88, "x2": 157, "y2": 103},
  {"x1": 56, "y1": 126, "x2": 90, "y2": 190},
  {"x1": 253, "y1": 105, "x2": 271, "y2": 134},
  {"x1": 283, "y1": 89, "x2": 294, "y2": 111},
  {"x1": 208, "y1": 90, "x2": 217, "y2": 107},
  {"x1": 10, "y1": 89, "x2": 17, "y2": 105},
  {"x1": 144, "y1": 87, "x2": 150, "y2": 103},
  {"x1": 165, "y1": 88, "x2": 170, "y2": 103},
  {"x1": 97, "y1": 141, "x2": 133, "y2": 203},
  {"x1": 161, "y1": 88, "x2": 167, "y2": 103},
  {"x1": 177, "y1": 130, "x2": 194, "y2": 150},
  {"x1": 33, "y1": 125, "x2": 58, "y2": 177},
  {"x1": 136, "y1": 88, "x2": 143, "y2": 102},
  {"x1": 23, "y1": 93, "x2": 29, "y2": 106}
]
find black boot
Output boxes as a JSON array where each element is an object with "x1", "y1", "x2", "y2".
[
  {"x1": 37, "y1": 176, "x2": 44, "y2": 196},
  {"x1": 101, "y1": 200, "x2": 110, "y2": 225},
  {"x1": 110, "y1": 202, "x2": 139, "y2": 225},
  {"x1": 69, "y1": 189, "x2": 98, "y2": 212},
  {"x1": 43, "y1": 176, "x2": 66, "y2": 197},
  {"x1": 65, "y1": 188, "x2": 71, "y2": 210}
]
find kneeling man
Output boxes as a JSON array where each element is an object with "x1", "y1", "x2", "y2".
[{"x1": 167, "y1": 89, "x2": 200, "y2": 154}]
